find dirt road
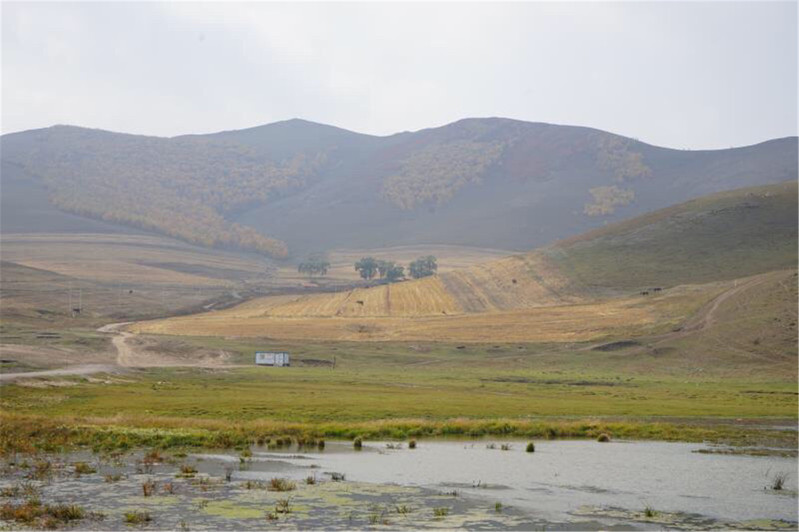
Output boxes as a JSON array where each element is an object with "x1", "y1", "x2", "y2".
[{"x1": 0, "y1": 364, "x2": 119, "y2": 382}]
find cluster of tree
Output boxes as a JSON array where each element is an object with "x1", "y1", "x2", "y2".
[
  {"x1": 5, "y1": 127, "x2": 328, "y2": 258},
  {"x1": 583, "y1": 185, "x2": 635, "y2": 216},
  {"x1": 380, "y1": 140, "x2": 507, "y2": 210},
  {"x1": 353, "y1": 255, "x2": 437, "y2": 282},
  {"x1": 297, "y1": 255, "x2": 330, "y2": 277},
  {"x1": 595, "y1": 136, "x2": 652, "y2": 183}
]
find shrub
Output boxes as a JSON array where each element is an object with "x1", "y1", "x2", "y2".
[
  {"x1": 526, "y1": 442, "x2": 535, "y2": 453},
  {"x1": 597, "y1": 433, "x2": 611, "y2": 442}
]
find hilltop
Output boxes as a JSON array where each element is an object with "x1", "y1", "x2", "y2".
[{"x1": 2, "y1": 118, "x2": 796, "y2": 258}]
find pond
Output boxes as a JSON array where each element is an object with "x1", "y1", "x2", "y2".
[{"x1": 0, "y1": 439, "x2": 796, "y2": 530}]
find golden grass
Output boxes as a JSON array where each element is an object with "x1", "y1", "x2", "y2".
[
  {"x1": 131, "y1": 281, "x2": 721, "y2": 342},
  {"x1": 440, "y1": 254, "x2": 579, "y2": 312}
]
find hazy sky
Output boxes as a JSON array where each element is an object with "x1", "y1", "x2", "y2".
[{"x1": 1, "y1": 1, "x2": 796, "y2": 149}]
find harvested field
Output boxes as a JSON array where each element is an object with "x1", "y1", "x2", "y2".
[{"x1": 131, "y1": 280, "x2": 724, "y2": 342}]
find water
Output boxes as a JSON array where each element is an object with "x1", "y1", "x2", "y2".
[{"x1": 221, "y1": 439, "x2": 798, "y2": 525}]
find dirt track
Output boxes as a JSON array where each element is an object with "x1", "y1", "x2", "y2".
[
  {"x1": 0, "y1": 321, "x2": 240, "y2": 382},
  {"x1": 0, "y1": 364, "x2": 119, "y2": 382}
]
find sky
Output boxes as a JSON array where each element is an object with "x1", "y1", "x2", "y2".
[{"x1": 1, "y1": 1, "x2": 797, "y2": 149}]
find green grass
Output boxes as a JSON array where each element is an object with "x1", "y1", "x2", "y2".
[
  {"x1": 546, "y1": 181, "x2": 798, "y2": 293},
  {"x1": 0, "y1": 336, "x2": 795, "y2": 454},
  {"x1": 1, "y1": 355, "x2": 794, "y2": 422}
]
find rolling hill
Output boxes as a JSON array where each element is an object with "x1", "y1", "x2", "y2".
[
  {"x1": 132, "y1": 182, "x2": 797, "y2": 342},
  {"x1": 1, "y1": 118, "x2": 796, "y2": 259}
]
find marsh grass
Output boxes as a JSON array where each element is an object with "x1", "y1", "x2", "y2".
[
  {"x1": 73, "y1": 461, "x2": 96, "y2": 476},
  {"x1": 597, "y1": 433, "x2": 611, "y2": 442},
  {"x1": 244, "y1": 480, "x2": 266, "y2": 490},
  {"x1": 432, "y1": 507, "x2": 449, "y2": 519},
  {"x1": 495, "y1": 502, "x2": 503, "y2": 512},
  {"x1": 268, "y1": 478, "x2": 296, "y2": 492},
  {"x1": 396, "y1": 505, "x2": 411, "y2": 515},
  {"x1": 644, "y1": 505, "x2": 657, "y2": 518},
  {"x1": 275, "y1": 498, "x2": 292, "y2": 514},
  {"x1": 0, "y1": 500, "x2": 89, "y2": 528},
  {"x1": 771, "y1": 472, "x2": 789, "y2": 491},
  {"x1": 104, "y1": 473, "x2": 123, "y2": 483},
  {"x1": 178, "y1": 464, "x2": 197, "y2": 478},
  {"x1": 124, "y1": 510, "x2": 152, "y2": 524},
  {"x1": 29, "y1": 460, "x2": 53, "y2": 480},
  {"x1": 142, "y1": 479, "x2": 157, "y2": 497},
  {"x1": 1, "y1": 413, "x2": 793, "y2": 457},
  {"x1": 500, "y1": 443, "x2": 512, "y2": 451},
  {"x1": 526, "y1": 442, "x2": 535, "y2": 453}
]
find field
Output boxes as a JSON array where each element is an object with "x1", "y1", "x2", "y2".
[
  {"x1": 2, "y1": 268, "x2": 796, "y2": 453},
  {"x1": 1, "y1": 329, "x2": 796, "y2": 452}
]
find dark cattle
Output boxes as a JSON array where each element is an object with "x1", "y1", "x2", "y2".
[
  {"x1": 511, "y1": 279, "x2": 517, "y2": 284},
  {"x1": 356, "y1": 300, "x2": 364, "y2": 305},
  {"x1": 653, "y1": 287, "x2": 662, "y2": 292},
  {"x1": 641, "y1": 291, "x2": 650, "y2": 296}
]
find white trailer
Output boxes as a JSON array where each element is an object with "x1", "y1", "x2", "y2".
[{"x1": 255, "y1": 351, "x2": 290, "y2": 367}]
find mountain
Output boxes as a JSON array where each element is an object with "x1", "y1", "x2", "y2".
[{"x1": 1, "y1": 118, "x2": 796, "y2": 258}]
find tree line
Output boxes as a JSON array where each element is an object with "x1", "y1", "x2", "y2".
[{"x1": 297, "y1": 255, "x2": 438, "y2": 282}]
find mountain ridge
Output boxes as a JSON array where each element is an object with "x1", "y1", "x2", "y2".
[{"x1": 2, "y1": 117, "x2": 796, "y2": 258}]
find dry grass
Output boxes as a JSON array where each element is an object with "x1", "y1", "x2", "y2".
[{"x1": 132, "y1": 281, "x2": 718, "y2": 342}]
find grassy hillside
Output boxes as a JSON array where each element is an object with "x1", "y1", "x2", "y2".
[
  {"x1": 546, "y1": 181, "x2": 798, "y2": 293},
  {"x1": 2, "y1": 118, "x2": 795, "y2": 258}
]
